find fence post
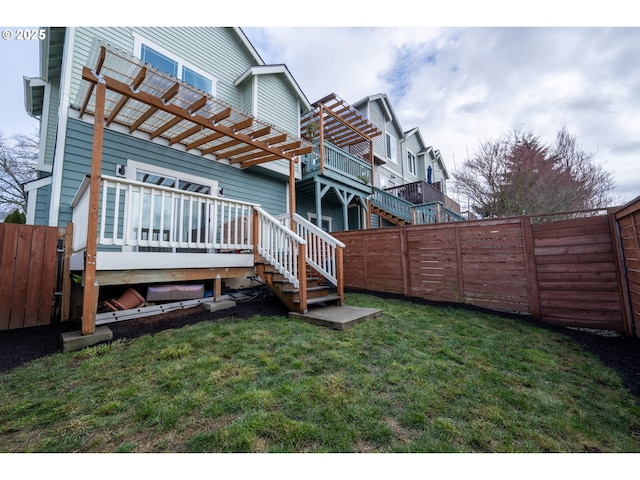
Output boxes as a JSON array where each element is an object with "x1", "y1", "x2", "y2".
[
  {"x1": 61, "y1": 223, "x2": 73, "y2": 322},
  {"x1": 400, "y1": 226, "x2": 411, "y2": 297},
  {"x1": 521, "y1": 216, "x2": 541, "y2": 320},
  {"x1": 454, "y1": 224, "x2": 464, "y2": 303},
  {"x1": 608, "y1": 210, "x2": 635, "y2": 337}
]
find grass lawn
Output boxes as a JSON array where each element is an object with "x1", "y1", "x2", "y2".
[{"x1": 1, "y1": 293, "x2": 639, "y2": 453}]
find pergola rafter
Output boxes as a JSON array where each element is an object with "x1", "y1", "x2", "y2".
[{"x1": 76, "y1": 43, "x2": 311, "y2": 168}]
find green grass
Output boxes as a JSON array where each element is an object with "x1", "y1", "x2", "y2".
[{"x1": 1, "y1": 293, "x2": 639, "y2": 452}]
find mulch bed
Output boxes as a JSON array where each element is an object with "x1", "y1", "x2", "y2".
[{"x1": 2, "y1": 289, "x2": 640, "y2": 403}]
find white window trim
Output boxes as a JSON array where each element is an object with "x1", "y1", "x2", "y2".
[
  {"x1": 385, "y1": 132, "x2": 397, "y2": 164},
  {"x1": 407, "y1": 149, "x2": 417, "y2": 177},
  {"x1": 133, "y1": 33, "x2": 218, "y2": 96},
  {"x1": 125, "y1": 160, "x2": 218, "y2": 196},
  {"x1": 307, "y1": 212, "x2": 332, "y2": 232}
]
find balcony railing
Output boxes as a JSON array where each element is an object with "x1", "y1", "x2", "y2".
[
  {"x1": 371, "y1": 187, "x2": 466, "y2": 225},
  {"x1": 384, "y1": 180, "x2": 444, "y2": 205},
  {"x1": 71, "y1": 175, "x2": 255, "y2": 253},
  {"x1": 303, "y1": 140, "x2": 372, "y2": 186}
]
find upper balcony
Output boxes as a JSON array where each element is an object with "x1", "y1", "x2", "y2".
[
  {"x1": 385, "y1": 180, "x2": 461, "y2": 214},
  {"x1": 301, "y1": 140, "x2": 373, "y2": 193}
]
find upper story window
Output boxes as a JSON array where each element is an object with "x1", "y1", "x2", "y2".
[
  {"x1": 385, "y1": 133, "x2": 397, "y2": 163},
  {"x1": 407, "y1": 151, "x2": 417, "y2": 176},
  {"x1": 134, "y1": 34, "x2": 216, "y2": 96}
]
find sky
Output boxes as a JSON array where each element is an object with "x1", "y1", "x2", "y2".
[{"x1": 2, "y1": 3, "x2": 639, "y2": 206}]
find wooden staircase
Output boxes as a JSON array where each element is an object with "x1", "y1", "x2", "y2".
[
  {"x1": 255, "y1": 256, "x2": 342, "y2": 313},
  {"x1": 370, "y1": 204, "x2": 412, "y2": 226}
]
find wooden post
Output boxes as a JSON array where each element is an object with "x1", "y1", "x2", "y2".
[
  {"x1": 214, "y1": 274, "x2": 222, "y2": 302},
  {"x1": 298, "y1": 243, "x2": 307, "y2": 313},
  {"x1": 81, "y1": 77, "x2": 106, "y2": 336},
  {"x1": 318, "y1": 105, "x2": 325, "y2": 175},
  {"x1": 289, "y1": 158, "x2": 297, "y2": 231},
  {"x1": 61, "y1": 222, "x2": 73, "y2": 322},
  {"x1": 608, "y1": 210, "x2": 634, "y2": 336},
  {"x1": 521, "y1": 216, "x2": 541, "y2": 321},
  {"x1": 454, "y1": 224, "x2": 464, "y2": 303},
  {"x1": 399, "y1": 226, "x2": 411, "y2": 298},
  {"x1": 336, "y1": 246, "x2": 344, "y2": 305}
]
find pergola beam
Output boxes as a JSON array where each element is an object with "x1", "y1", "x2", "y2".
[{"x1": 81, "y1": 66, "x2": 302, "y2": 162}]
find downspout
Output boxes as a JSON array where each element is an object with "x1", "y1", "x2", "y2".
[{"x1": 49, "y1": 27, "x2": 76, "y2": 227}]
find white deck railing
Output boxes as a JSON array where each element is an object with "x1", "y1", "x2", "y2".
[
  {"x1": 72, "y1": 175, "x2": 256, "y2": 252},
  {"x1": 277, "y1": 213, "x2": 345, "y2": 287},
  {"x1": 255, "y1": 207, "x2": 307, "y2": 289}
]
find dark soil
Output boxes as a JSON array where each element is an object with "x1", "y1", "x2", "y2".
[{"x1": 2, "y1": 289, "x2": 640, "y2": 404}]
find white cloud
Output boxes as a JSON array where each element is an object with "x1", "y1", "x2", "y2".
[{"x1": 245, "y1": 26, "x2": 640, "y2": 202}]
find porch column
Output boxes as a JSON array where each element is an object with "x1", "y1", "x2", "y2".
[
  {"x1": 315, "y1": 180, "x2": 323, "y2": 229},
  {"x1": 289, "y1": 158, "x2": 297, "y2": 229},
  {"x1": 319, "y1": 104, "x2": 325, "y2": 175},
  {"x1": 81, "y1": 77, "x2": 106, "y2": 335}
]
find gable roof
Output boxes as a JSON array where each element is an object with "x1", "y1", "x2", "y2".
[
  {"x1": 235, "y1": 64, "x2": 312, "y2": 113},
  {"x1": 353, "y1": 93, "x2": 403, "y2": 136}
]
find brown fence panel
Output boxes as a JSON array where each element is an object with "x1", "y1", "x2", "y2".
[
  {"x1": 532, "y1": 215, "x2": 624, "y2": 331},
  {"x1": 339, "y1": 228, "x2": 405, "y2": 295},
  {"x1": 406, "y1": 223, "x2": 462, "y2": 303},
  {"x1": 0, "y1": 223, "x2": 61, "y2": 330},
  {"x1": 335, "y1": 210, "x2": 631, "y2": 334},
  {"x1": 459, "y1": 219, "x2": 531, "y2": 314},
  {"x1": 615, "y1": 197, "x2": 640, "y2": 336}
]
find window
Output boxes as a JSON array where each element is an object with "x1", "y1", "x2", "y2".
[
  {"x1": 135, "y1": 34, "x2": 216, "y2": 95},
  {"x1": 407, "y1": 151, "x2": 417, "y2": 176},
  {"x1": 307, "y1": 213, "x2": 332, "y2": 232},
  {"x1": 385, "y1": 133, "x2": 397, "y2": 163},
  {"x1": 125, "y1": 160, "x2": 218, "y2": 251}
]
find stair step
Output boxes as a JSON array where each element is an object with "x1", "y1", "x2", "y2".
[{"x1": 294, "y1": 293, "x2": 341, "y2": 306}]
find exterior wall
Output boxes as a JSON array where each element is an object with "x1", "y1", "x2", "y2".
[
  {"x1": 34, "y1": 27, "x2": 305, "y2": 228},
  {"x1": 70, "y1": 27, "x2": 259, "y2": 110},
  {"x1": 34, "y1": 184, "x2": 51, "y2": 225},
  {"x1": 296, "y1": 192, "x2": 346, "y2": 232},
  {"x1": 58, "y1": 118, "x2": 288, "y2": 227},
  {"x1": 402, "y1": 133, "x2": 423, "y2": 182}
]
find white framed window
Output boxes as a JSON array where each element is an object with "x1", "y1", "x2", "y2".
[
  {"x1": 307, "y1": 213, "x2": 332, "y2": 232},
  {"x1": 407, "y1": 150, "x2": 417, "y2": 176},
  {"x1": 385, "y1": 133, "x2": 397, "y2": 163},
  {"x1": 126, "y1": 160, "x2": 217, "y2": 195},
  {"x1": 134, "y1": 34, "x2": 217, "y2": 96}
]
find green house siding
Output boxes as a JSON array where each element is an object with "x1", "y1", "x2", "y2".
[
  {"x1": 70, "y1": 27, "x2": 259, "y2": 112},
  {"x1": 295, "y1": 190, "x2": 349, "y2": 232},
  {"x1": 34, "y1": 184, "x2": 51, "y2": 226},
  {"x1": 42, "y1": 82, "x2": 60, "y2": 168},
  {"x1": 257, "y1": 74, "x2": 299, "y2": 137},
  {"x1": 56, "y1": 118, "x2": 288, "y2": 227}
]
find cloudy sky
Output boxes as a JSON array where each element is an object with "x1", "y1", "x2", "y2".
[
  {"x1": 2, "y1": 5, "x2": 639, "y2": 205},
  {"x1": 242, "y1": 26, "x2": 640, "y2": 204}
]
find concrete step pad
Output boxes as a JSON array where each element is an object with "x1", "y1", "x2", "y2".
[{"x1": 289, "y1": 305, "x2": 383, "y2": 330}]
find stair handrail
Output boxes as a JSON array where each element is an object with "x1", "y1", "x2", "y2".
[
  {"x1": 254, "y1": 207, "x2": 306, "y2": 290},
  {"x1": 371, "y1": 187, "x2": 415, "y2": 223},
  {"x1": 276, "y1": 213, "x2": 345, "y2": 289}
]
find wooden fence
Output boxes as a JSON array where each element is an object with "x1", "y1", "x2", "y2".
[
  {"x1": 0, "y1": 223, "x2": 67, "y2": 330},
  {"x1": 335, "y1": 204, "x2": 639, "y2": 335},
  {"x1": 615, "y1": 197, "x2": 640, "y2": 336}
]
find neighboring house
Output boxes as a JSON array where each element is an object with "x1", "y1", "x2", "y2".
[
  {"x1": 298, "y1": 92, "x2": 462, "y2": 231},
  {"x1": 22, "y1": 27, "x2": 346, "y2": 333}
]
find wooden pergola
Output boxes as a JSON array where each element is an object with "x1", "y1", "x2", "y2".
[{"x1": 77, "y1": 43, "x2": 312, "y2": 335}]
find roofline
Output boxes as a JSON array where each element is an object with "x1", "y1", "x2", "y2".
[
  {"x1": 233, "y1": 27, "x2": 266, "y2": 66},
  {"x1": 235, "y1": 64, "x2": 312, "y2": 112},
  {"x1": 353, "y1": 93, "x2": 403, "y2": 134}
]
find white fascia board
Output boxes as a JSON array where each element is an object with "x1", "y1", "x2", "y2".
[
  {"x1": 233, "y1": 27, "x2": 266, "y2": 66},
  {"x1": 24, "y1": 175, "x2": 52, "y2": 192}
]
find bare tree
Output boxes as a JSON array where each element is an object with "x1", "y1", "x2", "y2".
[
  {"x1": 0, "y1": 131, "x2": 39, "y2": 221},
  {"x1": 454, "y1": 126, "x2": 615, "y2": 218}
]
